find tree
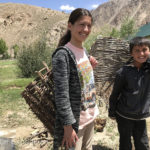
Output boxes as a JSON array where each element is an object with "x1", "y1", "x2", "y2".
[
  {"x1": 109, "y1": 17, "x2": 137, "y2": 39},
  {"x1": 119, "y1": 17, "x2": 137, "y2": 39},
  {"x1": 17, "y1": 40, "x2": 52, "y2": 77},
  {"x1": 0, "y1": 38, "x2": 8, "y2": 55},
  {"x1": 12, "y1": 44, "x2": 19, "y2": 58},
  {"x1": 110, "y1": 28, "x2": 119, "y2": 38}
]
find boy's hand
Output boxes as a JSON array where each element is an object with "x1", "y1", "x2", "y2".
[
  {"x1": 89, "y1": 56, "x2": 98, "y2": 69},
  {"x1": 62, "y1": 125, "x2": 78, "y2": 149}
]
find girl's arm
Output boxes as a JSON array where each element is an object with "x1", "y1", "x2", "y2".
[
  {"x1": 52, "y1": 50, "x2": 76, "y2": 125},
  {"x1": 52, "y1": 50, "x2": 78, "y2": 148}
]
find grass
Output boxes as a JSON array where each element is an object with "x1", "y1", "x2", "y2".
[
  {"x1": 0, "y1": 59, "x2": 37, "y2": 127},
  {"x1": 0, "y1": 59, "x2": 16, "y2": 65},
  {"x1": 0, "y1": 62, "x2": 18, "y2": 80},
  {"x1": 0, "y1": 78, "x2": 33, "y2": 89}
]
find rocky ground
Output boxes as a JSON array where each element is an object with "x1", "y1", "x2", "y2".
[
  {"x1": 0, "y1": 119, "x2": 119, "y2": 150},
  {"x1": 1, "y1": 101, "x2": 150, "y2": 150},
  {"x1": 0, "y1": 100, "x2": 119, "y2": 150}
]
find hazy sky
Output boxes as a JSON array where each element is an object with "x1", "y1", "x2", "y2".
[{"x1": 0, "y1": 0, "x2": 109, "y2": 12}]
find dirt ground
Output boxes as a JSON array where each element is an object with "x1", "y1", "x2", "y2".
[
  {"x1": 1, "y1": 116, "x2": 150, "y2": 150},
  {"x1": 0, "y1": 118, "x2": 117, "y2": 150}
]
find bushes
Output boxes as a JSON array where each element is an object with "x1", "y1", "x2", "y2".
[
  {"x1": 84, "y1": 32, "x2": 100, "y2": 51},
  {"x1": 109, "y1": 17, "x2": 137, "y2": 39},
  {"x1": 119, "y1": 17, "x2": 137, "y2": 39},
  {"x1": 12, "y1": 44, "x2": 19, "y2": 58},
  {"x1": 17, "y1": 40, "x2": 54, "y2": 77},
  {"x1": 0, "y1": 38, "x2": 8, "y2": 55},
  {"x1": 0, "y1": 38, "x2": 9, "y2": 59}
]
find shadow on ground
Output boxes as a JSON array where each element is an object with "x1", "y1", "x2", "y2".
[{"x1": 93, "y1": 145, "x2": 113, "y2": 150}]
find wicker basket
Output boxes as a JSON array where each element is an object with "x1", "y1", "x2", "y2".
[{"x1": 21, "y1": 62, "x2": 55, "y2": 136}]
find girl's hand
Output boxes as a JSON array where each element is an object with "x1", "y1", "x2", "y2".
[
  {"x1": 62, "y1": 125, "x2": 78, "y2": 149},
  {"x1": 89, "y1": 56, "x2": 98, "y2": 69}
]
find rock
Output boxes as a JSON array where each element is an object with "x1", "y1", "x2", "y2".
[
  {"x1": 0, "y1": 137, "x2": 15, "y2": 150},
  {"x1": 94, "y1": 118, "x2": 106, "y2": 132}
]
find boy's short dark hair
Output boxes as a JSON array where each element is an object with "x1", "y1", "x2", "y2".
[{"x1": 129, "y1": 36, "x2": 150, "y2": 53}]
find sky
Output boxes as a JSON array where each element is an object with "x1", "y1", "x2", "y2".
[{"x1": 0, "y1": 0, "x2": 109, "y2": 12}]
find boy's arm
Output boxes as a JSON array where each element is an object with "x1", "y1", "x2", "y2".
[{"x1": 109, "y1": 68, "x2": 125, "y2": 118}]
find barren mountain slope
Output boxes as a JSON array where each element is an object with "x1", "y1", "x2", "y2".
[
  {"x1": 1, "y1": 1, "x2": 150, "y2": 51},
  {"x1": 92, "y1": 0, "x2": 150, "y2": 28},
  {"x1": 0, "y1": 3, "x2": 68, "y2": 49}
]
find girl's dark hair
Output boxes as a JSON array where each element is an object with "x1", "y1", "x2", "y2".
[
  {"x1": 129, "y1": 36, "x2": 150, "y2": 53},
  {"x1": 57, "y1": 8, "x2": 93, "y2": 47}
]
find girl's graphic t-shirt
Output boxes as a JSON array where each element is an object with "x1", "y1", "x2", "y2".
[{"x1": 66, "y1": 42, "x2": 99, "y2": 129}]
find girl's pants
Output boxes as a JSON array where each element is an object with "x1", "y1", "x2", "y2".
[
  {"x1": 116, "y1": 114, "x2": 150, "y2": 150},
  {"x1": 69, "y1": 121, "x2": 94, "y2": 150}
]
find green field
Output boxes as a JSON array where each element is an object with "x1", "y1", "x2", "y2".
[{"x1": 0, "y1": 59, "x2": 37, "y2": 127}]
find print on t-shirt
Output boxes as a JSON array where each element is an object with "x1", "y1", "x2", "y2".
[{"x1": 78, "y1": 60, "x2": 96, "y2": 111}]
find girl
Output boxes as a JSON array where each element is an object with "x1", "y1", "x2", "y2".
[{"x1": 52, "y1": 8, "x2": 99, "y2": 150}]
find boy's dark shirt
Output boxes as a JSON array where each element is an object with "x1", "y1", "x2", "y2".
[{"x1": 109, "y1": 58, "x2": 150, "y2": 120}]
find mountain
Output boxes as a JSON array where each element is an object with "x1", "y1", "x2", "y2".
[
  {"x1": 1, "y1": 1, "x2": 150, "y2": 54},
  {"x1": 0, "y1": 3, "x2": 68, "y2": 51},
  {"x1": 92, "y1": 0, "x2": 150, "y2": 29}
]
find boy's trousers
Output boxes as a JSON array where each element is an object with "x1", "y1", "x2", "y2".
[{"x1": 116, "y1": 113, "x2": 150, "y2": 150}]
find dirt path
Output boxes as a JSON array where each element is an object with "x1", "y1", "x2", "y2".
[
  {"x1": 0, "y1": 126, "x2": 49, "y2": 150},
  {"x1": 0, "y1": 118, "x2": 150, "y2": 150},
  {"x1": 0, "y1": 119, "x2": 118, "y2": 150},
  {"x1": 0, "y1": 126, "x2": 33, "y2": 139}
]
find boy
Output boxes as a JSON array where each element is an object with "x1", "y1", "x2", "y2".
[{"x1": 109, "y1": 36, "x2": 150, "y2": 150}]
